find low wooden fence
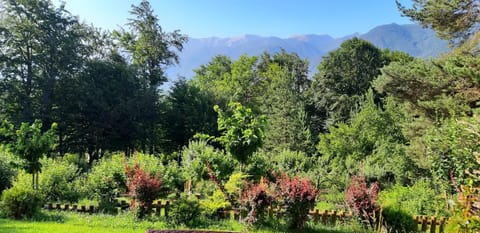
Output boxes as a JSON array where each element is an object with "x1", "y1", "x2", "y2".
[
  {"x1": 43, "y1": 200, "x2": 171, "y2": 217},
  {"x1": 44, "y1": 202, "x2": 447, "y2": 233},
  {"x1": 414, "y1": 215, "x2": 448, "y2": 233}
]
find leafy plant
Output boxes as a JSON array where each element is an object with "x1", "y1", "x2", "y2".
[
  {"x1": 39, "y1": 158, "x2": 81, "y2": 203},
  {"x1": 275, "y1": 173, "x2": 318, "y2": 229},
  {"x1": 125, "y1": 162, "x2": 162, "y2": 218},
  {"x1": 240, "y1": 178, "x2": 274, "y2": 225},
  {"x1": 85, "y1": 154, "x2": 126, "y2": 213},
  {"x1": 345, "y1": 173, "x2": 380, "y2": 229},
  {"x1": 198, "y1": 102, "x2": 265, "y2": 169},
  {"x1": 0, "y1": 182, "x2": 43, "y2": 219},
  {"x1": 168, "y1": 193, "x2": 201, "y2": 226}
]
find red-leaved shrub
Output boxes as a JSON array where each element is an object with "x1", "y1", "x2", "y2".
[
  {"x1": 240, "y1": 178, "x2": 273, "y2": 225},
  {"x1": 345, "y1": 174, "x2": 380, "y2": 228},
  {"x1": 275, "y1": 173, "x2": 318, "y2": 229},
  {"x1": 125, "y1": 163, "x2": 162, "y2": 218}
]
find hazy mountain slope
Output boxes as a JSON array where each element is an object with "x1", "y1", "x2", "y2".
[{"x1": 167, "y1": 24, "x2": 449, "y2": 80}]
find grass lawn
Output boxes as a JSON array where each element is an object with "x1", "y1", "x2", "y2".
[{"x1": 0, "y1": 210, "x2": 372, "y2": 233}]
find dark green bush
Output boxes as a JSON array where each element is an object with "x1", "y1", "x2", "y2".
[
  {"x1": 381, "y1": 207, "x2": 417, "y2": 233},
  {"x1": 0, "y1": 158, "x2": 15, "y2": 194},
  {"x1": 168, "y1": 193, "x2": 201, "y2": 226},
  {"x1": 0, "y1": 184, "x2": 43, "y2": 219}
]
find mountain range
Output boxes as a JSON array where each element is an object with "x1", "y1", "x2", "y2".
[{"x1": 167, "y1": 23, "x2": 450, "y2": 80}]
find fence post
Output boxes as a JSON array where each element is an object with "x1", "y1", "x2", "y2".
[
  {"x1": 164, "y1": 201, "x2": 169, "y2": 218},
  {"x1": 439, "y1": 217, "x2": 446, "y2": 233},
  {"x1": 331, "y1": 210, "x2": 337, "y2": 225},
  {"x1": 155, "y1": 201, "x2": 160, "y2": 216},
  {"x1": 47, "y1": 203, "x2": 53, "y2": 210},
  {"x1": 421, "y1": 216, "x2": 428, "y2": 232},
  {"x1": 429, "y1": 217, "x2": 437, "y2": 233},
  {"x1": 313, "y1": 209, "x2": 319, "y2": 223},
  {"x1": 64, "y1": 204, "x2": 69, "y2": 211},
  {"x1": 72, "y1": 204, "x2": 77, "y2": 211},
  {"x1": 321, "y1": 210, "x2": 328, "y2": 224},
  {"x1": 56, "y1": 203, "x2": 61, "y2": 210}
]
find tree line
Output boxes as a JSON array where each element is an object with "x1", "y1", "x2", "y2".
[{"x1": 1, "y1": 0, "x2": 479, "y2": 194}]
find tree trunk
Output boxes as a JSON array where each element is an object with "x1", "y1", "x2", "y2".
[
  {"x1": 31, "y1": 172, "x2": 35, "y2": 190},
  {"x1": 35, "y1": 171, "x2": 39, "y2": 190}
]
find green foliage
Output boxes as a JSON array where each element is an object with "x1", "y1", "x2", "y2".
[
  {"x1": 379, "y1": 180, "x2": 445, "y2": 216},
  {"x1": 317, "y1": 91, "x2": 413, "y2": 189},
  {"x1": 84, "y1": 154, "x2": 126, "y2": 213},
  {"x1": 199, "y1": 189, "x2": 231, "y2": 217},
  {"x1": 182, "y1": 140, "x2": 236, "y2": 183},
  {"x1": 309, "y1": 38, "x2": 386, "y2": 127},
  {"x1": 168, "y1": 193, "x2": 201, "y2": 226},
  {"x1": 0, "y1": 182, "x2": 43, "y2": 219},
  {"x1": 5, "y1": 120, "x2": 57, "y2": 190},
  {"x1": 374, "y1": 52, "x2": 480, "y2": 120},
  {"x1": 261, "y1": 63, "x2": 315, "y2": 155},
  {"x1": 0, "y1": 155, "x2": 15, "y2": 194},
  {"x1": 396, "y1": 0, "x2": 480, "y2": 45},
  {"x1": 425, "y1": 116, "x2": 480, "y2": 188},
  {"x1": 380, "y1": 207, "x2": 417, "y2": 233},
  {"x1": 163, "y1": 78, "x2": 218, "y2": 152},
  {"x1": 114, "y1": 0, "x2": 187, "y2": 87},
  {"x1": 214, "y1": 102, "x2": 266, "y2": 165},
  {"x1": 272, "y1": 149, "x2": 314, "y2": 177},
  {"x1": 39, "y1": 158, "x2": 81, "y2": 203}
]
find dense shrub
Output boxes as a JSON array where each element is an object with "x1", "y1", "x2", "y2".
[
  {"x1": 125, "y1": 163, "x2": 162, "y2": 218},
  {"x1": 199, "y1": 189, "x2": 230, "y2": 218},
  {"x1": 378, "y1": 180, "x2": 446, "y2": 232},
  {"x1": 379, "y1": 180, "x2": 445, "y2": 216},
  {"x1": 85, "y1": 154, "x2": 126, "y2": 213},
  {"x1": 240, "y1": 178, "x2": 273, "y2": 225},
  {"x1": 0, "y1": 183, "x2": 43, "y2": 219},
  {"x1": 182, "y1": 140, "x2": 236, "y2": 183},
  {"x1": 39, "y1": 158, "x2": 81, "y2": 203},
  {"x1": 381, "y1": 207, "x2": 417, "y2": 233},
  {"x1": 273, "y1": 149, "x2": 313, "y2": 177},
  {"x1": 275, "y1": 173, "x2": 318, "y2": 229},
  {"x1": 243, "y1": 151, "x2": 270, "y2": 181},
  {"x1": 168, "y1": 193, "x2": 201, "y2": 226},
  {"x1": 345, "y1": 174, "x2": 380, "y2": 228},
  {"x1": 0, "y1": 158, "x2": 15, "y2": 194}
]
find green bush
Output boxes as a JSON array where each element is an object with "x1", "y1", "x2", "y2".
[
  {"x1": 381, "y1": 207, "x2": 417, "y2": 233},
  {"x1": 379, "y1": 180, "x2": 445, "y2": 216},
  {"x1": 0, "y1": 184, "x2": 43, "y2": 219},
  {"x1": 168, "y1": 193, "x2": 201, "y2": 226},
  {"x1": 85, "y1": 154, "x2": 126, "y2": 213},
  {"x1": 182, "y1": 140, "x2": 236, "y2": 183},
  {"x1": 379, "y1": 180, "x2": 446, "y2": 233},
  {"x1": 39, "y1": 158, "x2": 81, "y2": 203},
  {"x1": 0, "y1": 158, "x2": 15, "y2": 194}
]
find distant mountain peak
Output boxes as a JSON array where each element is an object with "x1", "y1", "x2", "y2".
[{"x1": 167, "y1": 23, "x2": 449, "y2": 80}]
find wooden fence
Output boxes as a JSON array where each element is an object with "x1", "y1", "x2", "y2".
[
  {"x1": 44, "y1": 202, "x2": 447, "y2": 233},
  {"x1": 414, "y1": 215, "x2": 448, "y2": 233},
  {"x1": 43, "y1": 200, "x2": 171, "y2": 217}
]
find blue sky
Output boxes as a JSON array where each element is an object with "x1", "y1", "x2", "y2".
[{"x1": 53, "y1": 0, "x2": 414, "y2": 38}]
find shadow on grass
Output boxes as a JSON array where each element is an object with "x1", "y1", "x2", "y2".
[{"x1": 30, "y1": 211, "x2": 66, "y2": 222}]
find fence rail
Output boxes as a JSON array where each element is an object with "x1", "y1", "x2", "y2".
[{"x1": 44, "y1": 201, "x2": 447, "y2": 233}]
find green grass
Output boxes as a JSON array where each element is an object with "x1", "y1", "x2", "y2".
[{"x1": 0, "y1": 210, "x2": 373, "y2": 233}]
